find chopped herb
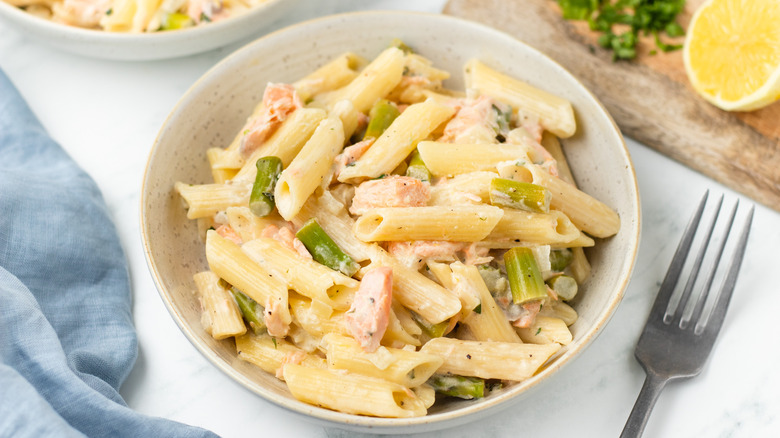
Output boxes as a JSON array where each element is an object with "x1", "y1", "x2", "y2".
[
  {"x1": 105, "y1": 7, "x2": 112, "y2": 15},
  {"x1": 536, "y1": 327, "x2": 542, "y2": 335},
  {"x1": 473, "y1": 304, "x2": 482, "y2": 314},
  {"x1": 372, "y1": 174, "x2": 388, "y2": 180},
  {"x1": 200, "y1": 12, "x2": 211, "y2": 22},
  {"x1": 271, "y1": 337, "x2": 277, "y2": 348},
  {"x1": 557, "y1": 0, "x2": 686, "y2": 61}
]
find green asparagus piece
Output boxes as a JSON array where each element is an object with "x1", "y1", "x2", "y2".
[
  {"x1": 489, "y1": 178, "x2": 551, "y2": 213},
  {"x1": 249, "y1": 156, "x2": 283, "y2": 217},
  {"x1": 477, "y1": 265, "x2": 509, "y2": 299},
  {"x1": 492, "y1": 104, "x2": 512, "y2": 137},
  {"x1": 504, "y1": 247, "x2": 548, "y2": 305},
  {"x1": 230, "y1": 288, "x2": 266, "y2": 335},
  {"x1": 549, "y1": 248, "x2": 574, "y2": 272},
  {"x1": 363, "y1": 99, "x2": 400, "y2": 140},
  {"x1": 160, "y1": 12, "x2": 194, "y2": 30},
  {"x1": 390, "y1": 38, "x2": 414, "y2": 54},
  {"x1": 295, "y1": 218, "x2": 360, "y2": 277},
  {"x1": 547, "y1": 274, "x2": 578, "y2": 301},
  {"x1": 410, "y1": 311, "x2": 449, "y2": 338},
  {"x1": 405, "y1": 149, "x2": 432, "y2": 182},
  {"x1": 428, "y1": 374, "x2": 485, "y2": 399}
]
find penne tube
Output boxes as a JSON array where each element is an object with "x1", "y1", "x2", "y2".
[
  {"x1": 283, "y1": 364, "x2": 428, "y2": 418},
  {"x1": 354, "y1": 205, "x2": 504, "y2": 243},
  {"x1": 429, "y1": 171, "x2": 496, "y2": 206},
  {"x1": 288, "y1": 294, "x2": 349, "y2": 339},
  {"x1": 205, "y1": 231, "x2": 291, "y2": 335},
  {"x1": 371, "y1": 249, "x2": 462, "y2": 324},
  {"x1": 486, "y1": 209, "x2": 582, "y2": 245},
  {"x1": 524, "y1": 164, "x2": 620, "y2": 238},
  {"x1": 420, "y1": 337, "x2": 561, "y2": 381},
  {"x1": 451, "y1": 262, "x2": 522, "y2": 343},
  {"x1": 417, "y1": 141, "x2": 528, "y2": 177},
  {"x1": 318, "y1": 47, "x2": 406, "y2": 113},
  {"x1": 232, "y1": 108, "x2": 327, "y2": 181},
  {"x1": 193, "y1": 271, "x2": 246, "y2": 340},
  {"x1": 275, "y1": 115, "x2": 345, "y2": 220},
  {"x1": 293, "y1": 52, "x2": 366, "y2": 102},
  {"x1": 235, "y1": 333, "x2": 325, "y2": 377},
  {"x1": 338, "y1": 99, "x2": 455, "y2": 182},
  {"x1": 241, "y1": 237, "x2": 358, "y2": 310},
  {"x1": 207, "y1": 148, "x2": 238, "y2": 184},
  {"x1": 537, "y1": 301, "x2": 579, "y2": 326},
  {"x1": 569, "y1": 247, "x2": 592, "y2": 284},
  {"x1": 324, "y1": 334, "x2": 442, "y2": 387},
  {"x1": 515, "y1": 316, "x2": 573, "y2": 345},
  {"x1": 464, "y1": 59, "x2": 576, "y2": 138},
  {"x1": 427, "y1": 261, "x2": 479, "y2": 320},
  {"x1": 175, "y1": 181, "x2": 251, "y2": 220},
  {"x1": 293, "y1": 192, "x2": 377, "y2": 263}
]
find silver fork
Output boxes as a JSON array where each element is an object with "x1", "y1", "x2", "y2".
[{"x1": 620, "y1": 191, "x2": 754, "y2": 438}]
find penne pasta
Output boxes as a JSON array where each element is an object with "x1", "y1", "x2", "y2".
[
  {"x1": 275, "y1": 114, "x2": 345, "y2": 220},
  {"x1": 175, "y1": 181, "x2": 251, "y2": 220},
  {"x1": 324, "y1": 334, "x2": 442, "y2": 387},
  {"x1": 204, "y1": 231, "x2": 291, "y2": 336},
  {"x1": 416, "y1": 141, "x2": 528, "y2": 177},
  {"x1": 338, "y1": 99, "x2": 455, "y2": 182},
  {"x1": 464, "y1": 59, "x2": 576, "y2": 138},
  {"x1": 193, "y1": 270, "x2": 246, "y2": 340},
  {"x1": 354, "y1": 205, "x2": 503, "y2": 242},
  {"x1": 420, "y1": 337, "x2": 561, "y2": 381},
  {"x1": 283, "y1": 364, "x2": 428, "y2": 418}
]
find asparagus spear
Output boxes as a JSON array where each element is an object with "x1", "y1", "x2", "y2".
[
  {"x1": 410, "y1": 311, "x2": 449, "y2": 338},
  {"x1": 249, "y1": 156, "x2": 283, "y2": 217},
  {"x1": 428, "y1": 374, "x2": 485, "y2": 399},
  {"x1": 405, "y1": 149, "x2": 432, "y2": 182},
  {"x1": 549, "y1": 248, "x2": 574, "y2": 272},
  {"x1": 547, "y1": 274, "x2": 578, "y2": 301},
  {"x1": 295, "y1": 218, "x2": 359, "y2": 276},
  {"x1": 363, "y1": 99, "x2": 400, "y2": 140},
  {"x1": 230, "y1": 288, "x2": 266, "y2": 335},
  {"x1": 504, "y1": 247, "x2": 548, "y2": 304},
  {"x1": 489, "y1": 178, "x2": 551, "y2": 213}
]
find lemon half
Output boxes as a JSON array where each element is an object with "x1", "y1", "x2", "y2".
[{"x1": 683, "y1": 0, "x2": 780, "y2": 111}]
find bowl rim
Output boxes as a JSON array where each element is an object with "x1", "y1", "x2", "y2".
[
  {"x1": 140, "y1": 9, "x2": 641, "y2": 432},
  {"x1": 0, "y1": 0, "x2": 291, "y2": 59}
]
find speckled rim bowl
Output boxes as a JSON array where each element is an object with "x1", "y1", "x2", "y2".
[
  {"x1": 141, "y1": 11, "x2": 641, "y2": 434},
  {"x1": 0, "y1": 0, "x2": 296, "y2": 60}
]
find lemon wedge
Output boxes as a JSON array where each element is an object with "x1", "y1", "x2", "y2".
[{"x1": 683, "y1": 0, "x2": 780, "y2": 111}]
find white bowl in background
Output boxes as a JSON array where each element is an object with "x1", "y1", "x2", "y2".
[
  {"x1": 0, "y1": 0, "x2": 297, "y2": 60},
  {"x1": 141, "y1": 11, "x2": 641, "y2": 433}
]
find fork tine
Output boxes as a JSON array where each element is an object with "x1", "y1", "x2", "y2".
[
  {"x1": 647, "y1": 190, "x2": 709, "y2": 321},
  {"x1": 684, "y1": 200, "x2": 738, "y2": 329},
  {"x1": 668, "y1": 195, "x2": 724, "y2": 325},
  {"x1": 696, "y1": 205, "x2": 754, "y2": 336}
]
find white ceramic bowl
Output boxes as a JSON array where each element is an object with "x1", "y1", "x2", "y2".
[
  {"x1": 0, "y1": 0, "x2": 297, "y2": 60},
  {"x1": 141, "y1": 11, "x2": 641, "y2": 433}
]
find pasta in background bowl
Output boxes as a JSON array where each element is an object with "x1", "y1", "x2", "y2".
[
  {"x1": 141, "y1": 11, "x2": 640, "y2": 433},
  {"x1": 0, "y1": 0, "x2": 295, "y2": 60}
]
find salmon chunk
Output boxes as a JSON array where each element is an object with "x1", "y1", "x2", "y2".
[
  {"x1": 350, "y1": 175, "x2": 430, "y2": 215},
  {"x1": 239, "y1": 83, "x2": 303, "y2": 156},
  {"x1": 344, "y1": 267, "x2": 393, "y2": 352}
]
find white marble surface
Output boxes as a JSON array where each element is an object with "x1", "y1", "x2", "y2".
[{"x1": 2, "y1": 0, "x2": 779, "y2": 436}]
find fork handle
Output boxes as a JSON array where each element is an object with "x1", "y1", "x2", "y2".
[{"x1": 620, "y1": 372, "x2": 669, "y2": 438}]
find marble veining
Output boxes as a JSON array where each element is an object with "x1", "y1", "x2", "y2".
[{"x1": 1, "y1": 0, "x2": 779, "y2": 436}]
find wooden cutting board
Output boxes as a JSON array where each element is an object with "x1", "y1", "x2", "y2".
[{"x1": 444, "y1": 0, "x2": 780, "y2": 212}]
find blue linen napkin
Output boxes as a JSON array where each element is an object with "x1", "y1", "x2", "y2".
[{"x1": 0, "y1": 69, "x2": 218, "y2": 437}]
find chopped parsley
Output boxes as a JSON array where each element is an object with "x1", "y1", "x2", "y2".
[{"x1": 557, "y1": 0, "x2": 686, "y2": 61}]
